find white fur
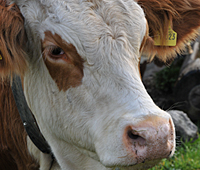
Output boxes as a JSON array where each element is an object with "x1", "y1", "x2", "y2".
[{"x1": 12, "y1": 0, "x2": 175, "y2": 169}]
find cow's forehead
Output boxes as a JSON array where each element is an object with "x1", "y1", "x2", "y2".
[{"x1": 18, "y1": 0, "x2": 146, "y2": 58}]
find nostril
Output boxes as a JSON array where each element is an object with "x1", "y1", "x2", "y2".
[
  {"x1": 127, "y1": 130, "x2": 140, "y2": 140},
  {"x1": 126, "y1": 129, "x2": 146, "y2": 147}
]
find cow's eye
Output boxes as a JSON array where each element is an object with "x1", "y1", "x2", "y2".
[
  {"x1": 50, "y1": 47, "x2": 64, "y2": 56},
  {"x1": 46, "y1": 46, "x2": 71, "y2": 63}
]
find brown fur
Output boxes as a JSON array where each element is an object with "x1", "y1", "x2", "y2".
[
  {"x1": 138, "y1": 0, "x2": 200, "y2": 61},
  {"x1": 42, "y1": 31, "x2": 84, "y2": 91},
  {"x1": 0, "y1": 79, "x2": 39, "y2": 170},
  {"x1": 0, "y1": 0, "x2": 27, "y2": 79}
]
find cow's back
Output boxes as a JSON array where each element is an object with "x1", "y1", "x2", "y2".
[{"x1": 0, "y1": 80, "x2": 39, "y2": 170}]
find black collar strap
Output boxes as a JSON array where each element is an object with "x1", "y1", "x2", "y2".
[{"x1": 11, "y1": 75, "x2": 51, "y2": 154}]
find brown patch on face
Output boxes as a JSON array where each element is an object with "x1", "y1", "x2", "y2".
[{"x1": 42, "y1": 31, "x2": 84, "y2": 91}]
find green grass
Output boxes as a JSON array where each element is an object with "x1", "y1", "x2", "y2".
[{"x1": 150, "y1": 134, "x2": 200, "y2": 170}]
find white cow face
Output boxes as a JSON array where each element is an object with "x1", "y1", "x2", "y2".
[
  {"x1": 20, "y1": 0, "x2": 174, "y2": 169},
  {"x1": 2, "y1": 0, "x2": 200, "y2": 169}
]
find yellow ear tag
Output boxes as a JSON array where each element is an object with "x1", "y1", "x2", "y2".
[
  {"x1": 0, "y1": 54, "x2": 2, "y2": 60},
  {"x1": 154, "y1": 26, "x2": 177, "y2": 46}
]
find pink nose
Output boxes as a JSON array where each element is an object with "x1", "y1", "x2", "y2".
[{"x1": 123, "y1": 115, "x2": 175, "y2": 164}]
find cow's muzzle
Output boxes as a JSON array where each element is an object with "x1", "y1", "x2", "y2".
[{"x1": 123, "y1": 114, "x2": 175, "y2": 164}]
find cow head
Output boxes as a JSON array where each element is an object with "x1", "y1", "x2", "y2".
[{"x1": 1, "y1": 0, "x2": 200, "y2": 169}]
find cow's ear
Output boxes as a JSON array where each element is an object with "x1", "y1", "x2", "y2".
[
  {"x1": 0, "y1": 1, "x2": 27, "y2": 79},
  {"x1": 138, "y1": 0, "x2": 200, "y2": 62}
]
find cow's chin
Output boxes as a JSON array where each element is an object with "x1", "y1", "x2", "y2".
[
  {"x1": 112, "y1": 160, "x2": 161, "y2": 170},
  {"x1": 76, "y1": 146, "x2": 161, "y2": 170}
]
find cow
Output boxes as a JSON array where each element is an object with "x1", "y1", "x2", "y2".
[{"x1": 1, "y1": 0, "x2": 200, "y2": 169}]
